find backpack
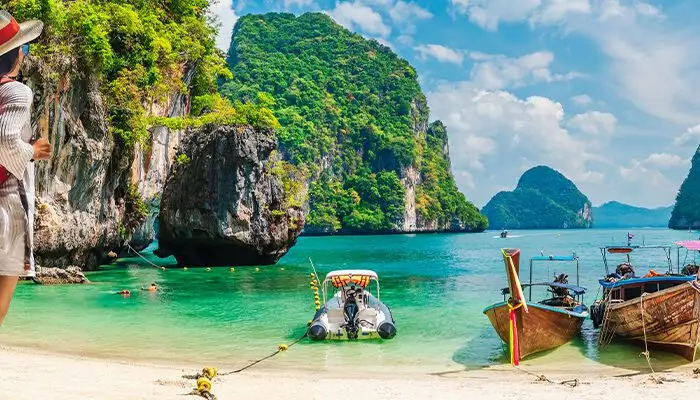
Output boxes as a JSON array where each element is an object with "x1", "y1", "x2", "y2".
[{"x1": 0, "y1": 75, "x2": 17, "y2": 185}]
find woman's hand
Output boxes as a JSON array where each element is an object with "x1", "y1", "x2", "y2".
[{"x1": 32, "y1": 138, "x2": 51, "y2": 160}]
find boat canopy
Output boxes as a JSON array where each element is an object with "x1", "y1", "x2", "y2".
[
  {"x1": 531, "y1": 255, "x2": 577, "y2": 261},
  {"x1": 602, "y1": 245, "x2": 672, "y2": 253},
  {"x1": 502, "y1": 282, "x2": 586, "y2": 296},
  {"x1": 676, "y1": 241, "x2": 700, "y2": 251},
  {"x1": 598, "y1": 275, "x2": 696, "y2": 289},
  {"x1": 324, "y1": 269, "x2": 378, "y2": 288}
]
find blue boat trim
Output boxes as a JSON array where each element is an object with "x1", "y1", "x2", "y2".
[
  {"x1": 483, "y1": 301, "x2": 588, "y2": 319},
  {"x1": 598, "y1": 275, "x2": 696, "y2": 288}
]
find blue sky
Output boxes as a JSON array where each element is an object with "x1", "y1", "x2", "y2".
[{"x1": 210, "y1": 0, "x2": 700, "y2": 208}]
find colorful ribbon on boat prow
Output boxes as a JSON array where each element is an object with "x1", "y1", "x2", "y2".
[
  {"x1": 507, "y1": 300, "x2": 523, "y2": 366},
  {"x1": 501, "y1": 248, "x2": 528, "y2": 366}
]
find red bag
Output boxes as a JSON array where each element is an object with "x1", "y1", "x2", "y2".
[{"x1": 0, "y1": 75, "x2": 16, "y2": 186}]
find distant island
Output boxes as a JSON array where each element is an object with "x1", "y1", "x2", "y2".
[
  {"x1": 669, "y1": 145, "x2": 700, "y2": 230},
  {"x1": 592, "y1": 201, "x2": 672, "y2": 228},
  {"x1": 481, "y1": 166, "x2": 592, "y2": 229}
]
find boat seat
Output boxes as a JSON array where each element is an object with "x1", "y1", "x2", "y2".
[
  {"x1": 327, "y1": 308, "x2": 345, "y2": 325},
  {"x1": 356, "y1": 308, "x2": 378, "y2": 326}
]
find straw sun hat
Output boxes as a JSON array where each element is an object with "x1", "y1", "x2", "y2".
[{"x1": 0, "y1": 10, "x2": 43, "y2": 57}]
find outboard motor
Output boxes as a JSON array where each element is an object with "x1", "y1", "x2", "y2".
[
  {"x1": 343, "y1": 298, "x2": 360, "y2": 339},
  {"x1": 377, "y1": 321, "x2": 397, "y2": 339}
]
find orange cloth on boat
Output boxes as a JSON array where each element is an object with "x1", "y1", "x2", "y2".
[
  {"x1": 643, "y1": 270, "x2": 662, "y2": 278},
  {"x1": 331, "y1": 274, "x2": 370, "y2": 288}
]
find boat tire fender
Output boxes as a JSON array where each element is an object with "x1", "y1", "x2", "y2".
[{"x1": 377, "y1": 321, "x2": 397, "y2": 339}]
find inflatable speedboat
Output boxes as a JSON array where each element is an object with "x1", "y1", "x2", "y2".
[{"x1": 309, "y1": 270, "x2": 396, "y2": 341}]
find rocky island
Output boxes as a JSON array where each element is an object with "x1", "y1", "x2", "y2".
[
  {"x1": 669, "y1": 145, "x2": 700, "y2": 230},
  {"x1": 481, "y1": 166, "x2": 592, "y2": 229},
  {"x1": 221, "y1": 13, "x2": 487, "y2": 235}
]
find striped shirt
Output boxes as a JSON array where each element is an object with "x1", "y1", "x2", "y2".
[{"x1": 0, "y1": 80, "x2": 35, "y2": 277}]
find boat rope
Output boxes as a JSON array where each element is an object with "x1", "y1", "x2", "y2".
[
  {"x1": 182, "y1": 330, "x2": 309, "y2": 399},
  {"x1": 598, "y1": 293, "x2": 615, "y2": 347},
  {"x1": 638, "y1": 292, "x2": 655, "y2": 375},
  {"x1": 513, "y1": 366, "x2": 581, "y2": 387},
  {"x1": 125, "y1": 242, "x2": 166, "y2": 270}
]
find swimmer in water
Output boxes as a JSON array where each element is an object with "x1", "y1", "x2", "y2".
[{"x1": 141, "y1": 283, "x2": 158, "y2": 292}]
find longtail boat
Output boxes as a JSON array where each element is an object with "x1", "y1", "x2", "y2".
[
  {"x1": 590, "y1": 238, "x2": 700, "y2": 361},
  {"x1": 484, "y1": 249, "x2": 588, "y2": 364}
]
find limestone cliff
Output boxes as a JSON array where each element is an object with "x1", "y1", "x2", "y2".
[
  {"x1": 157, "y1": 125, "x2": 305, "y2": 266},
  {"x1": 221, "y1": 13, "x2": 487, "y2": 235}
]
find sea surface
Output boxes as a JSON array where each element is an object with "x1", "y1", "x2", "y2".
[{"x1": 1, "y1": 228, "x2": 699, "y2": 373}]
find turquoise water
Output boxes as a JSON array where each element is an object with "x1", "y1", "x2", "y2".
[{"x1": 1, "y1": 229, "x2": 699, "y2": 373}]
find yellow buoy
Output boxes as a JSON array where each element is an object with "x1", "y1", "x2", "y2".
[
  {"x1": 197, "y1": 377, "x2": 212, "y2": 392},
  {"x1": 161, "y1": 267, "x2": 166, "y2": 271},
  {"x1": 309, "y1": 273, "x2": 315, "y2": 278},
  {"x1": 255, "y1": 267, "x2": 260, "y2": 271},
  {"x1": 183, "y1": 267, "x2": 188, "y2": 271},
  {"x1": 280, "y1": 267, "x2": 284, "y2": 271},
  {"x1": 314, "y1": 300, "x2": 321, "y2": 306},
  {"x1": 278, "y1": 344, "x2": 289, "y2": 352},
  {"x1": 315, "y1": 306, "x2": 320, "y2": 311},
  {"x1": 307, "y1": 320, "x2": 313, "y2": 326},
  {"x1": 230, "y1": 267, "x2": 235, "y2": 272},
  {"x1": 206, "y1": 267, "x2": 211, "y2": 271},
  {"x1": 202, "y1": 367, "x2": 217, "y2": 379}
]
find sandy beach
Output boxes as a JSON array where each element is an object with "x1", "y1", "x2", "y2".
[{"x1": 1, "y1": 345, "x2": 700, "y2": 399}]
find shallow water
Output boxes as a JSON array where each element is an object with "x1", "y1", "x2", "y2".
[{"x1": 1, "y1": 229, "x2": 698, "y2": 373}]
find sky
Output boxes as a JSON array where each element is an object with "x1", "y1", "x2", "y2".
[{"x1": 209, "y1": 0, "x2": 700, "y2": 209}]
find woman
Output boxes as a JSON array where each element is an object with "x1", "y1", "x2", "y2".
[{"x1": 0, "y1": 11, "x2": 51, "y2": 325}]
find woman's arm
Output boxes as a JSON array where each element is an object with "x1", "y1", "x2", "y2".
[{"x1": 0, "y1": 82, "x2": 35, "y2": 180}]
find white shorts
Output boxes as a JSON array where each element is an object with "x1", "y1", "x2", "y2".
[{"x1": 0, "y1": 184, "x2": 29, "y2": 277}]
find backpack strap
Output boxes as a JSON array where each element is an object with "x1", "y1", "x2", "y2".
[{"x1": 0, "y1": 75, "x2": 15, "y2": 85}]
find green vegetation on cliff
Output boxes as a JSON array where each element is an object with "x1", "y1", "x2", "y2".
[
  {"x1": 669, "y1": 146, "x2": 700, "y2": 229},
  {"x1": 8, "y1": 0, "x2": 275, "y2": 150},
  {"x1": 482, "y1": 166, "x2": 592, "y2": 229},
  {"x1": 593, "y1": 202, "x2": 672, "y2": 228},
  {"x1": 220, "y1": 12, "x2": 486, "y2": 233}
]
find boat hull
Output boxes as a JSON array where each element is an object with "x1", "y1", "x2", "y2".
[
  {"x1": 603, "y1": 281, "x2": 700, "y2": 361},
  {"x1": 310, "y1": 293, "x2": 396, "y2": 341},
  {"x1": 483, "y1": 302, "x2": 585, "y2": 359}
]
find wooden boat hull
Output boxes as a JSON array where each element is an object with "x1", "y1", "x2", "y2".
[
  {"x1": 603, "y1": 281, "x2": 700, "y2": 361},
  {"x1": 483, "y1": 302, "x2": 585, "y2": 359}
]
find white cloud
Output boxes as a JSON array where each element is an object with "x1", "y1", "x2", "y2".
[
  {"x1": 284, "y1": 0, "x2": 315, "y2": 7},
  {"x1": 427, "y1": 81, "x2": 604, "y2": 206},
  {"x1": 635, "y1": 2, "x2": 664, "y2": 19},
  {"x1": 327, "y1": 1, "x2": 391, "y2": 37},
  {"x1": 643, "y1": 153, "x2": 689, "y2": 168},
  {"x1": 387, "y1": 1, "x2": 432, "y2": 23},
  {"x1": 673, "y1": 125, "x2": 700, "y2": 147},
  {"x1": 210, "y1": 0, "x2": 239, "y2": 52},
  {"x1": 450, "y1": 0, "x2": 541, "y2": 31},
  {"x1": 571, "y1": 94, "x2": 592, "y2": 105},
  {"x1": 569, "y1": 111, "x2": 617, "y2": 135},
  {"x1": 468, "y1": 51, "x2": 581, "y2": 89},
  {"x1": 530, "y1": 0, "x2": 591, "y2": 26},
  {"x1": 414, "y1": 44, "x2": 465, "y2": 65},
  {"x1": 450, "y1": 0, "x2": 591, "y2": 30}
]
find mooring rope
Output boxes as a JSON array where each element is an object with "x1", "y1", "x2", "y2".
[
  {"x1": 638, "y1": 292, "x2": 655, "y2": 375},
  {"x1": 182, "y1": 329, "x2": 309, "y2": 399},
  {"x1": 513, "y1": 366, "x2": 581, "y2": 387},
  {"x1": 125, "y1": 242, "x2": 165, "y2": 270}
]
